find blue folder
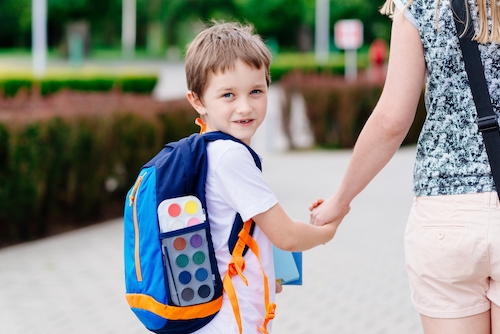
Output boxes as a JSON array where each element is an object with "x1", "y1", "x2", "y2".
[{"x1": 272, "y1": 246, "x2": 302, "y2": 285}]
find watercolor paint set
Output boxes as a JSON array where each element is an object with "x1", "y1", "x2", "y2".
[
  {"x1": 157, "y1": 194, "x2": 302, "y2": 307},
  {"x1": 158, "y1": 195, "x2": 216, "y2": 306}
]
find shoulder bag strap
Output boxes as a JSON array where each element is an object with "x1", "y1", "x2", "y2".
[{"x1": 452, "y1": 0, "x2": 500, "y2": 199}]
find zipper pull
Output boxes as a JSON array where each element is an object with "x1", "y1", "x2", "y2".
[{"x1": 129, "y1": 172, "x2": 146, "y2": 206}]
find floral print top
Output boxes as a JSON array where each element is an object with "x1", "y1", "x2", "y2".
[{"x1": 394, "y1": 0, "x2": 500, "y2": 196}]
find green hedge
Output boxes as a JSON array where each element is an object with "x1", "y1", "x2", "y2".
[
  {"x1": 0, "y1": 79, "x2": 33, "y2": 97},
  {"x1": 0, "y1": 75, "x2": 158, "y2": 97},
  {"x1": 0, "y1": 105, "x2": 198, "y2": 247},
  {"x1": 270, "y1": 52, "x2": 369, "y2": 82},
  {"x1": 280, "y1": 71, "x2": 425, "y2": 149},
  {"x1": 270, "y1": 63, "x2": 346, "y2": 83}
]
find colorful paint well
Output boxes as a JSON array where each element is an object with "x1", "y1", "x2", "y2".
[
  {"x1": 173, "y1": 237, "x2": 186, "y2": 251},
  {"x1": 158, "y1": 195, "x2": 206, "y2": 232},
  {"x1": 190, "y1": 234, "x2": 203, "y2": 248},
  {"x1": 181, "y1": 288, "x2": 194, "y2": 301},
  {"x1": 198, "y1": 285, "x2": 211, "y2": 298},
  {"x1": 184, "y1": 200, "x2": 198, "y2": 215},
  {"x1": 168, "y1": 203, "x2": 181, "y2": 217},
  {"x1": 195, "y1": 268, "x2": 208, "y2": 281},
  {"x1": 188, "y1": 217, "x2": 200, "y2": 227}
]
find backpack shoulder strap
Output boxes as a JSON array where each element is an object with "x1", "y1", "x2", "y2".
[
  {"x1": 201, "y1": 131, "x2": 261, "y2": 255},
  {"x1": 147, "y1": 133, "x2": 209, "y2": 208},
  {"x1": 202, "y1": 131, "x2": 262, "y2": 171}
]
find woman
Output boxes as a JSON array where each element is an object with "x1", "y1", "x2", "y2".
[{"x1": 310, "y1": 0, "x2": 500, "y2": 332}]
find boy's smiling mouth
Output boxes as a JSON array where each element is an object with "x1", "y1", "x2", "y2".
[{"x1": 235, "y1": 119, "x2": 254, "y2": 124}]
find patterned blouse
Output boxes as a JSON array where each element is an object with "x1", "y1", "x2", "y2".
[{"x1": 394, "y1": 0, "x2": 500, "y2": 196}]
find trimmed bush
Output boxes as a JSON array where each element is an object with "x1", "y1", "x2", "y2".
[
  {"x1": 0, "y1": 78, "x2": 32, "y2": 97},
  {"x1": 270, "y1": 63, "x2": 345, "y2": 83},
  {"x1": 120, "y1": 76, "x2": 158, "y2": 93},
  {"x1": 280, "y1": 71, "x2": 425, "y2": 149},
  {"x1": 40, "y1": 78, "x2": 116, "y2": 95},
  {"x1": 0, "y1": 75, "x2": 159, "y2": 97},
  {"x1": 0, "y1": 96, "x2": 198, "y2": 247},
  {"x1": 270, "y1": 52, "x2": 369, "y2": 82}
]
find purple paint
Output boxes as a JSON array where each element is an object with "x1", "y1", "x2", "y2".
[{"x1": 190, "y1": 234, "x2": 203, "y2": 248}]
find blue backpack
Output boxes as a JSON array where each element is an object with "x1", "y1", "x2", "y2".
[{"x1": 124, "y1": 131, "x2": 274, "y2": 334}]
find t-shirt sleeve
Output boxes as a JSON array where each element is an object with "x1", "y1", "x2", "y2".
[
  {"x1": 212, "y1": 144, "x2": 278, "y2": 222},
  {"x1": 393, "y1": 0, "x2": 419, "y2": 30}
]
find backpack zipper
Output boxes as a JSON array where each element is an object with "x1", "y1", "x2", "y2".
[{"x1": 129, "y1": 173, "x2": 146, "y2": 282}]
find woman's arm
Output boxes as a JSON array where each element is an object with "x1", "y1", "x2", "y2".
[{"x1": 310, "y1": 9, "x2": 426, "y2": 226}]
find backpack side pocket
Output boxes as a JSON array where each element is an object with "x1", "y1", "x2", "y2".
[{"x1": 160, "y1": 222, "x2": 222, "y2": 307}]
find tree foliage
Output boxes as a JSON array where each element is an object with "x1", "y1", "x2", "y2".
[
  {"x1": 0, "y1": 0, "x2": 391, "y2": 52},
  {"x1": 0, "y1": 0, "x2": 31, "y2": 47},
  {"x1": 233, "y1": 0, "x2": 307, "y2": 47}
]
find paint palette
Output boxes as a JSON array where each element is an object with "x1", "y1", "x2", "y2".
[{"x1": 158, "y1": 196, "x2": 216, "y2": 306}]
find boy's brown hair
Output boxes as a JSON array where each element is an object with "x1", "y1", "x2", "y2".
[{"x1": 185, "y1": 21, "x2": 272, "y2": 102}]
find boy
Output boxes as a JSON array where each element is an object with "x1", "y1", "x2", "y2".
[{"x1": 185, "y1": 21, "x2": 337, "y2": 334}]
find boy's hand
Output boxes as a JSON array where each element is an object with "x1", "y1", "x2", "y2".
[
  {"x1": 308, "y1": 198, "x2": 324, "y2": 211},
  {"x1": 275, "y1": 280, "x2": 283, "y2": 294}
]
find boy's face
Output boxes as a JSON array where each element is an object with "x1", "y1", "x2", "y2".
[{"x1": 187, "y1": 60, "x2": 268, "y2": 145}]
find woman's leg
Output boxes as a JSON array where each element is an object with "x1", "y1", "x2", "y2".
[
  {"x1": 420, "y1": 311, "x2": 491, "y2": 334},
  {"x1": 492, "y1": 302, "x2": 500, "y2": 333}
]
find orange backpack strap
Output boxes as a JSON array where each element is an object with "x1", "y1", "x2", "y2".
[
  {"x1": 125, "y1": 293, "x2": 222, "y2": 320},
  {"x1": 195, "y1": 117, "x2": 207, "y2": 134},
  {"x1": 222, "y1": 219, "x2": 276, "y2": 334}
]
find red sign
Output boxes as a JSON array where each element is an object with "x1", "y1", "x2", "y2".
[{"x1": 334, "y1": 19, "x2": 363, "y2": 50}]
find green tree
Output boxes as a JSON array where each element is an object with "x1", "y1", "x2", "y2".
[
  {"x1": 329, "y1": 0, "x2": 391, "y2": 43},
  {"x1": 0, "y1": 0, "x2": 391, "y2": 54},
  {"x1": 233, "y1": 0, "x2": 307, "y2": 50},
  {"x1": 148, "y1": 0, "x2": 237, "y2": 49},
  {"x1": 48, "y1": 0, "x2": 122, "y2": 48},
  {"x1": 0, "y1": 0, "x2": 31, "y2": 47}
]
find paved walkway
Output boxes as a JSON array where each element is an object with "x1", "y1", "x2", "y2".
[{"x1": 0, "y1": 146, "x2": 423, "y2": 334}]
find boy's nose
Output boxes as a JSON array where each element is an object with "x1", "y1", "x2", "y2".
[{"x1": 236, "y1": 97, "x2": 252, "y2": 114}]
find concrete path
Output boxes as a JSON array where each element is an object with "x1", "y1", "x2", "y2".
[{"x1": 0, "y1": 146, "x2": 423, "y2": 334}]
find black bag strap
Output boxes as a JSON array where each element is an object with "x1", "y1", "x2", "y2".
[{"x1": 452, "y1": 0, "x2": 500, "y2": 199}]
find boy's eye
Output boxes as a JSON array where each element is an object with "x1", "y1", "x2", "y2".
[
  {"x1": 251, "y1": 89, "x2": 262, "y2": 95},
  {"x1": 223, "y1": 93, "x2": 233, "y2": 98}
]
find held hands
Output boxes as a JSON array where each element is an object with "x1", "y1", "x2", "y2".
[{"x1": 309, "y1": 194, "x2": 350, "y2": 227}]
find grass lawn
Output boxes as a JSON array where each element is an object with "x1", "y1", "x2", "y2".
[{"x1": 0, "y1": 48, "x2": 370, "y2": 80}]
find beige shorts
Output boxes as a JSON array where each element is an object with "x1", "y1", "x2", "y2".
[{"x1": 405, "y1": 191, "x2": 500, "y2": 318}]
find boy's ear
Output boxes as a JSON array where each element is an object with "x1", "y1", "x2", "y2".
[{"x1": 186, "y1": 91, "x2": 206, "y2": 115}]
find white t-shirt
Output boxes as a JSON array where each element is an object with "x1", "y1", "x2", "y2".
[{"x1": 193, "y1": 139, "x2": 278, "y2": 334}]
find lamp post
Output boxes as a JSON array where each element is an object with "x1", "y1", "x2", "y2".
[
  {"x1": 315, "y1": 0, "x2": 330, "y2": 65},
  {"x1": 32, "y1": 0, "x2": 47, "y2": 78},
  {"x1": 122, "y1": 0, "x2": 136, "y2": 59}
]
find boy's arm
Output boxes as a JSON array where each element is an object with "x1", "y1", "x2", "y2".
[{"x1": 252, "y1": 203, "x2": 337, "y2": 252}]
